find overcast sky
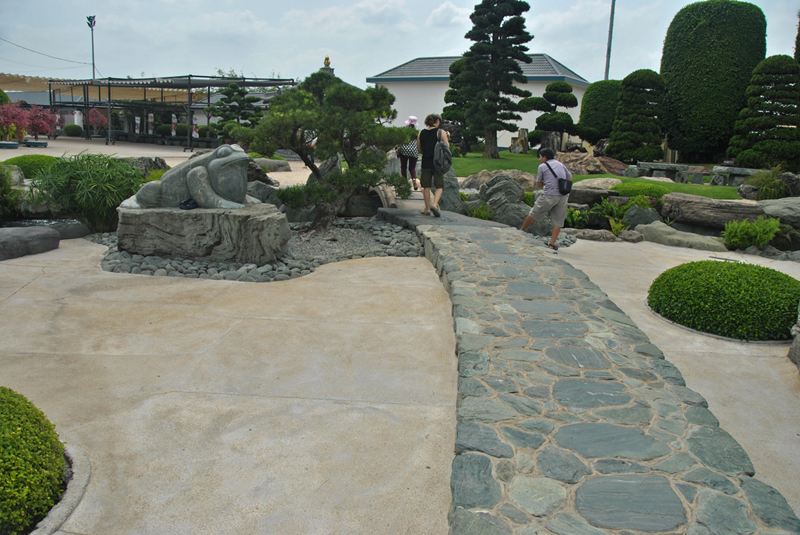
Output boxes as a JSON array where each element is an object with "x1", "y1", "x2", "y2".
[{"x1": 0, "y1": 0, "x2": 797, "y2": 90}]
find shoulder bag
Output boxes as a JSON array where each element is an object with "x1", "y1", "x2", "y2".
[{"x1": 544, "y1": 160, "x2": 572, "y2": 195}]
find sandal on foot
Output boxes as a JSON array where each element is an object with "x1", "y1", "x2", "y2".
[
  {"x1": 421, "y1": 211, "x2": 431, "y2": 215},
  {"x1": 547, "y1": 243, "x2": 558, "y2": 251},
  {"x1": 431, "y1": 206, "x2": 441, "y2": 217}
]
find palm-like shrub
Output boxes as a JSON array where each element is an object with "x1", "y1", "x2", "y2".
[
  {"x1": 1, "y1": 387, "x2": 65, "y2": 535},
  {"x1": 29, "y1": 154, "x2": 143, "y2": 232},
  {"x1": 648, "y1": 260, "x2": 800, "y2": 340},
  {"x1": 727, "y1": 55, "x2": 800, "y2": 172},
  {"x1": 605, "y1": 69, "x2": 665, "y2": 163}
]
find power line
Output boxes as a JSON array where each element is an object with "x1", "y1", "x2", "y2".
[{"x1": 0, "y1": 37, "x2": 91, "y2": 65}]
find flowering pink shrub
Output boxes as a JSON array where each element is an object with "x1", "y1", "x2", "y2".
[{"x1": 86, "y1": 108, "x2": 108, "y2": 133}]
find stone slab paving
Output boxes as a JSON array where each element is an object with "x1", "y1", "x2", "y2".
[{"x1": 379, "y1": 208, "x2": 800, "y2": 535}]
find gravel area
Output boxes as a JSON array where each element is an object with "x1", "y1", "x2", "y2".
[{"x1": 85, "y1": 217, "x2": 424, "y2": 283}]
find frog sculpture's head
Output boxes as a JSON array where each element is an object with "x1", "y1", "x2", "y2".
[{"x1": 206, "y1": 144, "x2": 251, "y2": 204}]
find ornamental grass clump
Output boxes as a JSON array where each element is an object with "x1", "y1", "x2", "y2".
[
  {"x1": 29, "y1": 153, "x2": 143, "y2": 232},
  {"x1": 0, "y1": 387, "x2": 66, "y2": 535},
  {"x1": 648, "y1": 260, "x2": 800, "y2": 341}
]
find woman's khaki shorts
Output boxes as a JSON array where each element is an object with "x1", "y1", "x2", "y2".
[
  {"x1": 529, "y1": 194, "x2": 569, "y2": 227},
  {"x1": 420, "y1": 168, "x2": 444, "y2": 189}
]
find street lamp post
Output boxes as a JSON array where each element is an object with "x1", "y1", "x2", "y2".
[
  {"x1": 87, "y1": 16, "x2": 96, "y2": 79},
  {"x1": 604, "y1": 0, "x2": 616, "y2": 80}
]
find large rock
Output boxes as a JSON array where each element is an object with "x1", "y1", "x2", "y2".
[
  {"x1": 574, "y1": 177, "x2": 622, "y2": 190},
  {"x1": 592, "y1": 138, "x2": 610, "y2": 157},
  {"x1": 0, "y1": 164, "x2": 24, "y2": 185},
  {"x1": 253, "y1": 158, "x2": 292, "y2": 173},
  {"x1": 760, "y1": 197, "x2": 800, "y2": 230},
  {"x1": 247, "y1": 181, "x2": 279, "y2": 206},
  {"x1": 117, "y1": 203, "x2": 290, "y2": 264},
  {"x1": 661, "y1": 193, "x2": 765, "y2": 230},
  {"x1": 474, "y1": 174, "x2": 529, "y2": 228},
  {"x1": 737, "y1": 184, "x2": 758, "y2": 200},
  {"x1": 0, "y1": 226, "x2": 60, "y2": 260},
  {"x1": 595, "y1": 156, "x2": 627, "y2": 177},
  {"x1": 124, "y1": 157, "x2": 168, "y2": 178},
  {"x1": 561, "y1": 228, "x2": 621, "y2": 242},
  {"x1": 623, "y1": 205, "x2": 661, "y2": 229},
  {"x1": 440, "y1": 168, "x2": 464, "y2": 213},
  {"x1": 460, "y1": 169, "x2": 537, "y2": 191},
  {"x1": 557, "y1": 152, "x2": 606, "y2": 175},
  {"x1": 568, "y1": 186, "x2": 618, "y2": 205},
  {"x1": 340, "y1": 194, "x2": 381, "y2": 217},
  {"x1": 777, "y1": 172, "x2": 800, "y2": 197},
  {"x1": 246, "y1": 160, "x2": 280, "y2": 187},
  {"x1": 637, "y1": 221, "x2": 727, "y2": 252}
]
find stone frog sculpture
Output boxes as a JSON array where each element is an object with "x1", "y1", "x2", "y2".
[{"x1": 121, "y1": 144, "x2": 258, "y2": 209}]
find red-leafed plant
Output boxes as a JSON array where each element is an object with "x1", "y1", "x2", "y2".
[
  {"x1": 27, "y1": 105, "x2": 58, "y2": 140},
  {"x1": 0, "y1": 102, "x2": 30, "y2": 142},
  {"x1": 86, "y1": 108, "x2": 108, "y2": 133}
]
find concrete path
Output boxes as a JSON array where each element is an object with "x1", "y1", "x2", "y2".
[
  {"x1": 559, "y1": 240, "x2": 800, "y2": 515},
  {"x1": 0, "y1": 239, "x2": 457, "y2": 534}
]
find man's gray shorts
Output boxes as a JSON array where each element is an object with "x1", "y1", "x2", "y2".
[{"x1": 529, "y1": 194, "x2": 569, "y2": 227}]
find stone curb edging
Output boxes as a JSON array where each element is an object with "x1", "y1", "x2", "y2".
[
  {"x1": 376, "y1": 210, "x2": 800, "y2": 535},
  {"x1": 31, "y1": 444, "x2": 90, "y2": 535}
]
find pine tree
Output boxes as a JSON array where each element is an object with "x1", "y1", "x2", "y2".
[
  {"x1": 443, "y1": 0, "x2": 533, "y2": 159},
  {"x1": 605, "y1": 69, "x2": 665, "y2": 163},
  {"x1": 727, "y1": 55, "x2": 800, "y2": 172},
  {"x1": 527, "y1": 81, "x2": 579, "y2": 146}
]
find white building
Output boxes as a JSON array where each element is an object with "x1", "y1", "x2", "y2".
[{"x1": 366, "y1": 54, "x2": 590, "y2": 148}]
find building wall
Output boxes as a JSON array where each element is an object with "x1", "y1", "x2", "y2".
[{"x1": 377, "y1": 80, "x2": 585, "y2": 149}]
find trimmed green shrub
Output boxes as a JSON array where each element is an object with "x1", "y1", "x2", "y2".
[
  {"x1": 63, "y1": 124, "x2": 82, "y2": 137},
  {"x1": 175, "y1": 124, "x2": 188, "y2": 137},
  {"x1": 29, "y1": 154, "x2": 144, "y2": 232},
  {"x1": 605, "y1": 69, "x2": 664, "y2": 163},
  {"x1": 0, "y1": 155, "x2": 59, "y2": 180},
  {"x1": 197, "y1": 125, "x2": 218, "y2": 138},
  {"x1": 648, "y1": 260, "x2": 800, "y2": 340},
  {"x1": 529, "y1": 81, "x2": 579, "y2": 138},
  {"x1": 622, "y1": 195, "x2": 654, "y2": 212},
  {"x1": 0, "y1": 166, "x2": 21, "y2": 221},
  {"x1": 464, "y1": 202, "x2": 496, "y2": 220},
  {"x1": 155, "y1": 124, "x2": 173, "y2": 137},
  {"x1": 726, "y1": 55, "x2": 800, "y2": 172},
  {"x1": 527, "y1": 129, "x2": 542, "y2": 148},
  {"x1": 722, "y1": 216, "x2": 781, "y2": 249},
  {"x1": 578, "y1": 80, "x2": 622, "y2": 139},
  {"x1": 0, "y1": 387, "x2": 65, "y2": 535},
  {"x1": 661, "y1": 0, "x2": 766, "y2": 162},
  {"x1": 610, "y1": 182, "x2": 671, "y2": 199}
]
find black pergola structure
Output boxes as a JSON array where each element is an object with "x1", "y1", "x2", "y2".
[{"x1": 47, "y1": 75, "x2": 297, "y2": 150}]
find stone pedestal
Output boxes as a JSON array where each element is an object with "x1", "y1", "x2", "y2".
[{"x1": 117, "y1": 204, "x2": 290, "y2": 264}]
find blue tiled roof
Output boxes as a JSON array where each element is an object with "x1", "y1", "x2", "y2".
[{"x1": 366, "y1": 54, "x2": 589, "y2": 87}]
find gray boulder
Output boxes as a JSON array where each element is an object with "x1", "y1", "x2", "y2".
[
  {"x1": 0, "y1": 226, "x2": 60, "y2": 260},
  {"x1": 760, "y1": 197, "x2": 800, "y2": 230},
  {"x1": 618, "y1": 229, "x2": 644, "y2": 243},
  {"x1": 0, "y1": 164, "x2": 24, "y2": 185},
  {"x1": 247, "y1": 181, "x2": 279, "y2": 206},
  {"x1": 568, "y1": 187, "x2": 618, "y2": 205},
  {"x1": 637, "y1": 221, "x2": 727, "y2": 252},
  {"x1": 623, "y1": 205, "x2": 661, "y2": 229},
  {"x1": 340, "y1": 194, "x2": 381, "y2": 217},
  {"x1": 124, "y1": 157, "x2": 168, "y2": 178},
  {"x1": 661, "y1": 193, "x2": 765, "y2": 230},
  {"x1": 737, "y1": 184, "x2": 758, "y2": 200},
  {"x1": 439, "y1": 168, "x2": 464, "y2": 213},
  {"x1": 709, "y1": 174, "x2": 727, "y2": 186},
  {"x1": 561, "y1": 228, "x2": 621, "y2": 242},
  {"x1": 777, "y1": 172, "x2": 800, "y2": 197},
  {"x1": 592, "y1": 138, "x2": 610, "y2": 157},
  {"x1": 117, "y1": 204, "x2": 290, "y2": 264},
  {"x1": 308, "y1": 154, "x2": 343, "y2": 186},
  {"x1": 253, "y1": 158, "x2": 292, "y2": 173},
  {"x1": 476, "y1": 174, "x2": 530, "y2": 229},
  {"x1": 247, "y1": 160, "x2": 280, "y2": 187}
]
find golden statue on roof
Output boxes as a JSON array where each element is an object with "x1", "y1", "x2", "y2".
[{"x1": 324, "y1": 55, "x2": 331, "y2": 67}]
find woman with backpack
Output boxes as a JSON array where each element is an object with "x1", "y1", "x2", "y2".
[{"x1": 417, "y1": 113, "x2": 450, "y2": 217}]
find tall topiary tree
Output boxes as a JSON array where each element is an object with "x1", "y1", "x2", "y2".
[
  {"x1": 529, "y1": 81, "x2": 578, "y2": 137},
  {"x1": 444, "y1": 0, "x2": 533, "y2": 159},
  {"x1": 605, "y1": 69, "x2": 664, "y2": 163},
  {"x1": 578, "y1": 80, "x2": 622, "y2": 139},
  {"x1": 727, "y1": 55, "x2": 800, "y2": 172},
  {"x1": 661, "y1": 0, "x2": 766, "y2": 162},
  {"x1": 204, "y1": 83, "x2": 263, "y2": 129}
]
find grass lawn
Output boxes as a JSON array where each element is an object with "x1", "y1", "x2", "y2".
[{"x1": 452, "y1": 152, "x2": 741, "y2": 200}]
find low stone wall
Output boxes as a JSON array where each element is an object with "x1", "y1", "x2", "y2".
[{"x1": 378, "y1": 211, "x2": 800, "y2": 534}]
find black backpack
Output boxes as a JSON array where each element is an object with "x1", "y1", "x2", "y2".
[{"x1": 433, "y1": 129, "x2": 452, "y2": 174}]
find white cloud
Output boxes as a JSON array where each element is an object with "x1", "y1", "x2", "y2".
[{"x1": 426, "y1": 1, "x2": 471, "y2": 28}]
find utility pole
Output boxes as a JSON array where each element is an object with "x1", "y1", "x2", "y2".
[
  {"x1": 87, "y1": 16, "x2": 96, "y2": 79},
  {"x1": 604, "y1": 0, "x2": 616, "y2": 80}
]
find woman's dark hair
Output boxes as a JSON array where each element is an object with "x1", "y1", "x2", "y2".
[
  {"x1": 424, "y1": 114, "x2": 441, "y2": 127},
  {"x1": 538, "y1": 147, "x2": 555, "y2": 159}
]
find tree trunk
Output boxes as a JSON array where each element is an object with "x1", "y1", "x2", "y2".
[
  {"x1": 482, "y1": 130, "x2": 500, "y2": 159},
  {"x1": 308, "y1": 190, "x2": 352, "y2": 232}
]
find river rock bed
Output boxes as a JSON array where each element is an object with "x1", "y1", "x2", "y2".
[{"x1": 85, "y1": 217, "x2": 424, "y2": 283}]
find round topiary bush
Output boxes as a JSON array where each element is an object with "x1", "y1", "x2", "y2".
[
  {"x1": 63, "y1": 124, "x2": 82, "y2": 137},
  {"x1": 648, "y1": 260, "x2": 800, "y2": 341},
  {"x1": 610, "y1": 182, "x2": 671, "y2": 199},
  {"x1": 155, "y1": 124, "x2": 173, "y2": 137},
  {"x1": 0, "y1": 387, "x2": 65, "y2": 535},
  {"x1": 1, "y1": 154, "x2": 59, "y2": 180}
]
